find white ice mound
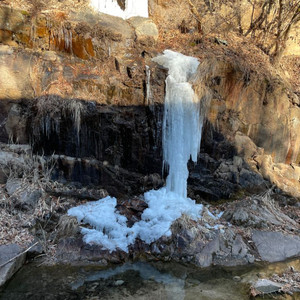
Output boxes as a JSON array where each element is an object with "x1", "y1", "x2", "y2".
[
  {"x1": 90, "y1": 0, "x2": 148, "y2": 19},
  {"x1": 68, "y1": 188, "x2": 203, "y2": 252}
]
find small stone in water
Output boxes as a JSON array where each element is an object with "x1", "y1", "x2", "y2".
[
  {"x1": 233, "y1": 276, "x2": 241, "y2": 282},
  {"x1": 114, "y1": 280, "x2": 125, "y2": 286}
]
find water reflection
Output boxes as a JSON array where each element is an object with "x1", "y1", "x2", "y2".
[
  {"x1": 72, "y1": 262, "x2": 186, "y2": 300},
  {"x1": 0, "y1": 259, "x2": 299, "y2": 300}
]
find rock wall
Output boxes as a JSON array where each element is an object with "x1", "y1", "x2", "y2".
[{"x1": 195, "y1": 58, "x2": 300, "y2": 198}]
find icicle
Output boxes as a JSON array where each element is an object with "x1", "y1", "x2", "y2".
[{"x1": 145, "y1": 65, "x2": 153, "y2": 105}]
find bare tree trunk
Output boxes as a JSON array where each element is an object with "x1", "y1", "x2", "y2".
[{"x1": 188, "y1": 0, "x2": 203, "y2": 35}]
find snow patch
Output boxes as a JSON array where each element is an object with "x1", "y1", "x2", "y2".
[{"x1": 90, "y1": 0, "x2": 148, "y2": 19}]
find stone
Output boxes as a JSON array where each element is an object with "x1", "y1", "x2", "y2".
[
  {"x1": 195, "y1": 236, "x2": 219, "y2": 267},
  {"x1": 114, "y1": 280, "x2": 125, "y2": 286},
  {"x1": 6, "y1": 178, "x2": 43, "y2": 210},
  {"x1": 252, "y1": 230, "x2": 300, "y2": 262},
  {"x1": 0, "y1": 244, "x2": 26, "y2": 287},
  {"x1": 6, "y1": 178, "x2": 22, "y2": 195},
  {"x1": 234, "y1": 132, "x2": 259, "y2": 160},
  {"x1": 93, "y1": 14, "x2": 134, "y2": 41},
  {"x1": 253, "y1": 279, "x2": 283, "y2": 294},
  {"x1": 239, "y1": 168, "x2": 264, "y2": 187},
  {"x1": 127, "y1": 17, "x2": 158, "y2": 45},
  {"x1": 26, "y1": 241, "x2": 44, "y2": 258}
]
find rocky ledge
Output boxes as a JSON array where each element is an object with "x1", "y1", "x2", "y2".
[{"x1": 54, "y1": 189, "x2": 299, "y2": 268}]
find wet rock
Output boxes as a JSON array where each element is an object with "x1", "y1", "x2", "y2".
[
  {"x1": 233, "y1": 276, "x2": 241, "y2": 282},
  {"x1": 26, "y1": 240, "x2": 44, "y2": 259},
  {"x1": 0, "y1": 244, "x2": 26, "y2": 287},
  {"x1": 167, "y1": 217, "x2": 254, "y2": 267},
  {"x1": 253, "y1": 279, "x2": 283, "y2": 294},
  {"x1": 56, "y1": 237, "x2": 125, "y2": 264},
  {"x1": 252, "y1": 230, "x2": 300, "y2": 262}
]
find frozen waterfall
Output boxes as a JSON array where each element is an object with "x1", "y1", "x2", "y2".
[
  {"x1": 90, "y1": 0, "x2": 148, "y2": 19},
  {"x1": 68, "y1": 50, "x2": 205, "y2": 252},
  {"x1": 153, "y1": 50, "x2": 202, "y2": 198}
]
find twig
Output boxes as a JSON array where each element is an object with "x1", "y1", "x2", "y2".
[{"x1": 0, "y1": 242, "x2": 39, "y2": 269}]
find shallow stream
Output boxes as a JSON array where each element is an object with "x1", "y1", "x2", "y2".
[{"x1": 0, "y1": 258, "x2": 299, "y2": 300}]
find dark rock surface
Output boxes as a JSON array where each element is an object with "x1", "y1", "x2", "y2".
[
  {"x1": 188, "y1": 153, "x2": 267, "y2": 201},
  {"x1": 252, "y1": 230, "x2": 300, "y2": 262}
]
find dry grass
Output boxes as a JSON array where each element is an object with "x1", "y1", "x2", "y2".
[
  {"x1": 1, "y1": 0, "x2": 90, "y2": 14},
  {"x1": 32, "y1": 95, "x2": 87, "y2": 140},
  {"x1": 0, "y1": 181, "x2": 73, "y2": 254},
  {"x1": 0, "y1": 202, "x2": 34, "y2": 247}
]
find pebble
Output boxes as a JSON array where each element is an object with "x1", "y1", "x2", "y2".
[
  {"x1": 233, "y1": 276, "x2": 241, "y2": 282},
  {"x1": 114, "y1": 280, "x2": 125, "y2": 286}
]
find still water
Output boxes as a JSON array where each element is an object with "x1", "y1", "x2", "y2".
[{"x1": 0, "y1": 259, "x2": 299, "y2": 300}]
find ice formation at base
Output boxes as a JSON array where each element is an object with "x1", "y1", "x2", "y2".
[
  {"x1": 90, "y1": 0, "x2": 148, "y2": 19},
  {"x1": 68, "y1": 188, "x2": 203, "y2": 252},
  {"x1": 68, "y1": 50, "x2": 205, "y2": 252}
]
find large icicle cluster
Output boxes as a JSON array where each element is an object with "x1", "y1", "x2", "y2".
[
  {"x1": 68, "y1": 50, "x2": 205, "y2": 252},
  {"x1": 90, "y1": 0, "x2": 148, "y2": 19}
]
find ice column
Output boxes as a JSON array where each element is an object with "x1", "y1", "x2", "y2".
[{"x1": 153, "y1": 50, "x2": 202, "y2": 198}]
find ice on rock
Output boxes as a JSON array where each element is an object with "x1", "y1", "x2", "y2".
[
  {"x1": 68, "y1": 50, "x2": 204, "y2": 252},
  {"x1": 90, "y1": 0, "x2": 148, "y2": 19}
]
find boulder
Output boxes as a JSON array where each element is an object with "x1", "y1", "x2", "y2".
[
  {"x1": 127, "y1": 17, "x2": 158, "y2": 45},
  {"x1": 252, "y1": 230, "x2": 300, "y2": 262},
  {"x1": 0, "y1": 244, "x2": 26, "y2": 287},
  {"x1": 253, "y1": 279, "x2": 283, "y2": 294}
]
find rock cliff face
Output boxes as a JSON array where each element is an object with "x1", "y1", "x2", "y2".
[
  {"x1": 0, "y1": 4, "x2": 299, "y2": 199},
  {"x1": 195, "y1": 59, "x2": 300, "y2": 198}
]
